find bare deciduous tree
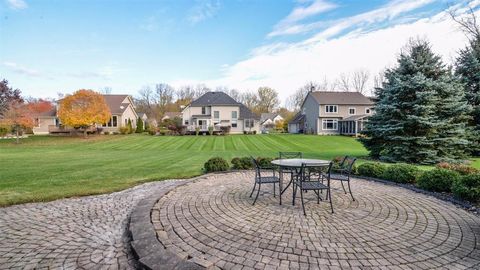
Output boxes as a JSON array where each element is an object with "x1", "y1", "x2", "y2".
[
  {"x1": 449, "y1": 7, "x2": 480, "y2": 39},
  {"x1": 100, "y1": 87, "x2": 112, "y2": 95},
  {"x1": 337, "y1": 73, "x2": 350, "y2": 92},
  {"x1": 373, "y1": 71, "x2": 386, "y2": 89},
  {"x1": 256, "y1": 86, "x2": 279, "y2": 113},
  {"x1": 351, "y1": 69, "x2": 370, "y2": 94},
  {"x1": 239, "y1": 91, "x2": 258, "y2": 111},
  {"x1": 155, "y1": 83, "x2": 175, "y2": 109}
]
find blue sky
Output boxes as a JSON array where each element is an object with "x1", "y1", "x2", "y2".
[{"x1": 0, "y1": 0, "x2": 477, "y2": 102}]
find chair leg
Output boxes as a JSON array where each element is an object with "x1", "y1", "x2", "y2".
[
  {"x1": 340, "y1": 180, "x2": 347, "y2": 194},
  {"x1": 347, "y1": 181, "x2": 355, "y2": 201},
  {"x1": 328, "y1": 188, "x2": 334, "y2": 214},
  {"x1": 300, "y1": 187, "x2": 306, "y2": 216},
  {"x1": 273, "y1": 182, "x2": 276, "y2": 198},
  {"x1": 292, "y1": 181, "x2": 297, "y2": 206},
  {"x1": 249, "y1": 182, "x2": 257, "y2": 198},
  {"x1": 279, "y1": 181, "x2": 282, "y2": 205},
  {"x1": 253, "y1": 183, "x2": 261, "y2": 205}
]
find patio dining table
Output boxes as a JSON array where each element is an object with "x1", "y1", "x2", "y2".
[{"x1": 271, "y1": 158, "x2": 330, "y2": 205}]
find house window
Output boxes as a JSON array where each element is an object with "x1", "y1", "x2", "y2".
[
  {"x1": 35, "y1": 118, "x2": 40, "y2": 127},
  {"x1": 245, "y1": 119, "x2": 254, "y2": 128},
  {"x1": 322, "y1": 119, "x2": 338, "y2": 130},
  {"x1": 112, "y1": 116, "x2": 117, "y2": 127},
  {"x1": 213, "y1": 111, "x2": 220, "y2": 122},
  {"x1": 185, "y1": 120, "x2": 189, "y2": 125},
  {"x1": 349, "y1": 108, "x2": 356, "y2": 115},
  {"x1": 202, "y1": 107, "x2": 206, "y2": 114},
  {"x1": 231, "y1": 111, "x2": 238, "y2": 128},
  {"x1": 365, "y1": 108, "x2": 371, "y2": 114},
  {"x1": 325, "y1": 105, "x2": 338, "y2": 113}
]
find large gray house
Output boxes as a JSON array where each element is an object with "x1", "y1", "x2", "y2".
[
  {"x1": 288, "y1": 91, "x2": 374, "y2": 135},
  {"x1": 181, "y1": 91, "x2": 260, "y2": 134}
]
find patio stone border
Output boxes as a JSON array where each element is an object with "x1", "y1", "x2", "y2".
[{"x1": 128, "y1": 174, "x2": 228, "y2": 270}]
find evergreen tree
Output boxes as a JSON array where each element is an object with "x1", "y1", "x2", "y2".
[
  {"x1": 362, "y1": 40, "x2": 470, "y2": 164},
  {"x1": 135, "y1": 117, "x2": 143, "y2": 133},
  {"x1": 455, "y1": 36, "x2": 480, "y2": 155},
  {"x1": 127, "y1": 119, "x2": 133, "y2": 134}
]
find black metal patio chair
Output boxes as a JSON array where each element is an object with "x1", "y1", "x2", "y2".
[
  {"x1": 250, "y1": 157, "x2": 281, "y2": 205},
  {"x1": 330, "y1": 156, "x2": 357, "y2": 201},
  {"x1": 293, "y1": 162, "x2": 334, "y2": 215}
]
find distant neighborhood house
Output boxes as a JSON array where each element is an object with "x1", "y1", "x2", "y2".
[
  {"x1": 260, "y1": 113, "x2": 284, "y2": 132},
  {"x1": 33, "y1": 94, "x2": 140, "y2": 135},
  {"x1": 288, "y1": 91, "x2": 374, "y2": 135},
  {"x1": 181, "y1": 91, "x2": 260, "y2": 134}
]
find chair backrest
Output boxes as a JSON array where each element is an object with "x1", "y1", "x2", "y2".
[
  {"x1": 299, "y1": 162, "x2": 333, "y2": 183},
  {"x1": 279, "y1": 152, "x2": 302, "y2": 159},
  {"x1": 340, "y1": 156, "x2": 357, "y2": 174},
  {"x1": 250, "y1": 156, "x2": 261, "y2": 178}
]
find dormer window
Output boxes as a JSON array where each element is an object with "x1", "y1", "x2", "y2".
[{"x1": 325, "y1": 105, "x2": 338, "y2": 113}]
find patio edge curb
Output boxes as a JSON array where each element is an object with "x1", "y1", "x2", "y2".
[{"x1": 128, "y1": 173, "x2": 244, "y2": 270}]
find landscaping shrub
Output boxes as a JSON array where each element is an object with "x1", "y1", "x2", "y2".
[
  {"x1": 452, "y1": 174, "x2": 480, "y2": 203},
  {"x1": 357, "y1": 162, "x2": 386, "y2": 178},
  {"x1": 0, "y1": 125, "x2": 9, "y2": 137},
  {"x1": 382, "y1": 163, "x2": 419, "y2": 184},
  {"x1": 231, "y1": 157, "x2": 254, "y2": 170},
  {"x1": 119, "y1": 126, "x2": 130, "y2": 135},
  {"x1": 204, "y1": 157, "x2": 229, "y2": 172},
  {"x1": 416, "y1": 168, "x2": 460, "y2": 192},
  {"x1": 436, "y1": 162, "x2": 479, "y2": 175},
  {"x1": 135, "y1": 117, "x2": 144, "y2": 133},
  {"x1": 127, "y1": 119, "x2": 133, "y2": 134},
  {"x1": 256, "y1": 157, "x2": 274, "y2": 168}
]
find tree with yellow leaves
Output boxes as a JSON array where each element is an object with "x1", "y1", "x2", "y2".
[{"x1": 58, "y1": 89, "x2": 111, "y2": 138}]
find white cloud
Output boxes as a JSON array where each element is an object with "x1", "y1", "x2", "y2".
[
  {"x1": 187, "y1": 0, "x2": 220, "y2": 25},
  {"x1": 6, "y1": 0, "x2": 28, "y2": 10},
  {"x1": 269, "y1": 0, "x2": 436, "y2": 38},
  {"x1": 3, "y1": 62, "x2": 40, "y2": 76},
  {"x1": 140, "y1": 16, "x2": 158, "y2": 32},
  {"x1": 200, "y1": 5, "x2": 479, "y2": 103}
]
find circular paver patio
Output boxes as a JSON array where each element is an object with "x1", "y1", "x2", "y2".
[{"x1": 151, "y1": 172, "x2": 480, "y2": 270}]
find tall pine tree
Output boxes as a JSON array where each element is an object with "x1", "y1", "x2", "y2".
[
  {"x1": 362, "y1": 40, "x2": 470, "y2": 164},
  {"x1": 455, "y1": 36, "x2": 480, "y2": 155}
]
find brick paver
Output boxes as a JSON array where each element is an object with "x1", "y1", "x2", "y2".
[
  {"x1": 153, "y1": 172, "x2": 480, "y2": 270},
  {"x1": 0, "y1": 180, "x2": 184, "y2": 269}
]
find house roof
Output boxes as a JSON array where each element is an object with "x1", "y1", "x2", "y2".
[
  {"x1": 137, "y1": 112, "x2": 147, "y2": 118},
  {"x1": 289, "y1": 113, "x2": 305, "y2": 124},
  {"x1": 239, "y1": 104, "x2": 259, "y2": 120},
  {"x1": 308, "y1": 91, "x2": 374, "y2": 105},
  {"x1": 163, "y1": 112, "x2": 182, "y2": 119},
  {"x1": 260, "y1": 113, "x2": 280, "y2": 123},
  {"x1": 190, "y1": 91, "x2": 240, "y2": 106},
  {"x1": 102, "y1": 95, "x2": 131, "y2": 114}
]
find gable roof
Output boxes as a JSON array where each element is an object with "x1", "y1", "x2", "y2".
[
  {"x1": 34, "y1": 107, "x2": 57, "y2": 117},
  {"x1": 308, "y1": 91, "x2": 374, "y2": 105},
  {"x1": 288, "y1": 112, "x2": 305, "y2": 124},
  {"x1": 239, "y1": 104, "x2": 259, "y2": 120},
  {"x1": 260, "y1": 113, "x2": 279, "y2": 123},
  {"x1": 190, "y1": 91, "x2": 240, "y2": 106},
  {"x1": 102, "y1": 95, "x2": 131, "y2": 114}
]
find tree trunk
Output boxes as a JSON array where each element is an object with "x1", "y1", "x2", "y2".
[
  {"x1": 16, "y1": 128, "x2": 19, "y2": 144},
  {"x1": 84, "y1": 129, "x2": 87, "y2": 139}
]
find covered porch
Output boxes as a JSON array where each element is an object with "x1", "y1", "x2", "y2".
[{"x1": 339, "y1": 115, "x2": 369, "y2": 136}]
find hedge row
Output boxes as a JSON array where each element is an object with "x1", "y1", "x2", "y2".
[{"x1": 356, "y1": 162, "x2": 480, "y2": 203}]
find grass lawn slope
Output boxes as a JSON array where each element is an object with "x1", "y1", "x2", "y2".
[{"x1": 0, "y1": 134, "x2": 368, "y2": 206}]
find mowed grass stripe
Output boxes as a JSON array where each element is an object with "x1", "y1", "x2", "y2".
[{"x1": 0, "y1": 134, "x2": 373, "y2": 206}]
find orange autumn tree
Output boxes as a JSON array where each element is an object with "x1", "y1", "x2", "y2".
[
  {"x1": 58, "y1": 89, "x2": 111, "y2": 137},
  {"x1": 2, "y1": 101, "x2": 34, "y2": 144}
]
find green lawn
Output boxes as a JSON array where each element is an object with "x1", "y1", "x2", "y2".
[{"x1": 0, "y1": 134, "x2": 369, "y2": 206}]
